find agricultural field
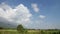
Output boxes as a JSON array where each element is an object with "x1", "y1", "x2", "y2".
[{"x1": 0, "y1": 29, "x2": 60, "y2": 34}]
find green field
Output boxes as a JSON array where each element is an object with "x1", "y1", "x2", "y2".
[
  {"x1": 0, "y1": 30, "x2": 18, "y2": 34},
  {"x1": 0, "y1": 29, "x2": 60, "y2": 34}
]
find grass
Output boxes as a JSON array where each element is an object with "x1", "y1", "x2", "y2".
[
  {"x1": 0, "y1": 30, "x2": 18, "y2": 34},
  {"x1": 0, "y1": 29, "x2": 60, "y2": 34}
]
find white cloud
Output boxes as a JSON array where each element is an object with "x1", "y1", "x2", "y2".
[
  {"x1": 0, "y1": 2, "x2": 58, "y2": 29},
  {"x1": 0, "y1": 3, "x2": 32, "y2": 25},
  {"x1": 14, "y1": 4, "x2": 32, "y2": 24},
  {"x1": 31, "y1": 3, "x2": 39, "y2": 12},
  {"x1": 39, "y1": 15, "x2": 46, "y2": 19},
  {"x1": 0, "y1": 3, "x2": 15, "y2": 20}
]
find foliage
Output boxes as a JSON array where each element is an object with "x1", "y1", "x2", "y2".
[
  {"x1": 17, "y1": 24, "x2": 27, "y2": 34},
  {"x1": 17, "y1": 24, "x2": 24, "y2": 33},
  {"x1": 0, "y1": 27, "x2": 3, "y2": 29}
]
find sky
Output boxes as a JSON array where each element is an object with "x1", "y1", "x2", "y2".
[{"x1": 0, "y1": 0, "x2": 60, "y2": 29}]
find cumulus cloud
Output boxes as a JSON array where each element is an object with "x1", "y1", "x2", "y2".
[
  {"x1": 0, "y1": 2, "x2": 58, "y2": 29},
  {"x1": 31, "y1": 3, "x2": 39, "y2": 12},
  {"x1": 39, "y1": 15, "x2": 46, "y2": 19},
  {"x1": 0, "y1": 3, "x2": 15, "y2": 20},
  {"x1": 0, "y1": 3, "x2": 32, "y2": 25}
]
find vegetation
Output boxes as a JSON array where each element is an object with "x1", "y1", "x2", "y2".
[
  {"x1": 0, "y1": 27, "x2": 3, "y2": 29},
  {"x1": 17, "y1": 24, "x2": 27, "y2": 34},
  {"x1": 0, "y1": 29, "x2": 60, "y2": 34},
  {"x1": 0, "y1": 25, "x2": 60, "y2": 34}
]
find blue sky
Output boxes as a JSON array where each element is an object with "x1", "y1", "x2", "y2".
[{"x1": 0, "y1": 0, "x2": 60, "y2": 29}]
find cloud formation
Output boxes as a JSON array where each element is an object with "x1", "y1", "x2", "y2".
[
  {"x1": 39, "y1": 15, "x2": 46, "y2": 19},
  {"x1": 0, "y1": 3, "x2": 46, "y2": 29},
  {"x1": 0, "y1": 3, "x2": 32, "y2": 25},
  {"x1": 31, "y1": 3, "x2": 39, "y2": 12}
]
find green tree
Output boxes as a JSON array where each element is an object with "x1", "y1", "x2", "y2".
[
  {"x1": 40, "y1": 30, "x2": 45, "y2": 34},
  {"x1": 17, "y1": 24, "x2": 27, "y2": 34},
  {"x1": 0, "y1": 27, "x2": 3, "y2": 29},
  {"x1": 52, "y1": 32, "x2": 56, "y2": 34}
]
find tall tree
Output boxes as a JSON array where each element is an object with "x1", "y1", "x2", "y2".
[{"x1": 17, "y1": 24, "x2": 28, "y2": 34}]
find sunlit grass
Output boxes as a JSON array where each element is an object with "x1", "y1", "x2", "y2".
[{"x1": 0, "y1": 29, "x2": 60, "y2": 34}]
